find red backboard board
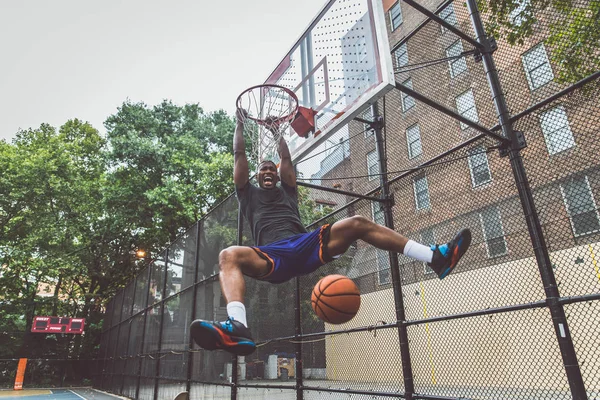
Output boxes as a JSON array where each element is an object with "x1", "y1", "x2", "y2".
[{"x1": 31, "y1": 316, "x2": 85, "y2": 334}]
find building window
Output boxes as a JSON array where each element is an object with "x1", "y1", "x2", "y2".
[
  {"x1": 439, "y1": 3, "x2": 458, "y2": 33},
  {"x1": 390, "y1": 2, "x2": 403, "y2": 31},
  {"x1": 372, "y1": 202, "x2": 391, "y2": 284},
  {"x1": 414, "y1": 175, "x2": 431, "y2": 210},
  {"x1": 401, "y1": 78, "x2": 416, "y2": 112},
  {"x1": 456, "y1": 89, "x2": 479, "y2": 130},
  {"x1": 522, "y1": 43, "x2": 554, "y2": 90},
  {"x1": 367, "y1": 150, "x2": 379, "y2": 181},
  {"x1": 396, "y1": 42, "x2": 408, "y2": 69},
  {"x1": 539, "y1": 105, "x2": 575, "y2": 155},
  {"x1": 406, "y1": 124, "x2": 423, "y2": 159},
  {"x1": 509, "y1": 0, "x2": 531, "y2": 26},
  {"x1": 446, "y1": 40, "x2": 468, "y2": 78},
  {"x1": 421, "y1": 228, "x2": 436, "y2": 274},
  {"x1": 362, "y1": 107, "x2": 374, "y2": 138},
  {"x1": 479, "y1": 207, "x2": 508, "y2": 257},
  {"x1": 560, "y1": 176, "x2": 600, "y2": 237},
  {"x1": 467, "y1": 146, "x2": 492, "y2": 187}
]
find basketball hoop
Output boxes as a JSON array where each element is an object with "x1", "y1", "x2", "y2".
[{"x1": 236, "y1": 84, "x2": 314, "y2": 164}]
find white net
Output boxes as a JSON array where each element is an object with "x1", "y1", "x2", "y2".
[{"x1": 236, "y1": 84, "x2": 299, "y2": 165}]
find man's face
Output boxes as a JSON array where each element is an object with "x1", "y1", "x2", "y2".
[{"x1": 258, "y1": 161, "x2": 278, "y2": 189}]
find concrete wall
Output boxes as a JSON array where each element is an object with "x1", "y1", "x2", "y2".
[{"x1": 323, "y1": 242, "x2": 600, "y2": 389}]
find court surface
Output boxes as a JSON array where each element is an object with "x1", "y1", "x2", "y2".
[{"x1": 0, "y1": 388, "x2": 126, "y2": 400}]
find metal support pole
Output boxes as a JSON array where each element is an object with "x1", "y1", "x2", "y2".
[
  {"x1": 298, "y1": 180, "x2": 385, "y2": 203},
  {"x1": 231, "y1": 208, "x2": 244, "y2": 400},
  {"x1": 111, "y1": 290, "x2": 126, "y2": 393},
  {"x1": 465, "y1": 1, "x2": 588, "y2": 398},
  {"x1": 136, "y1": 263, "x2": 153, "y2": 400},
  {"x1": 295, "y1": 277, "x2": 304, "y2": 400},
  {"x1": 120, "y1": 280, "x2": 137, "y2": 396},
  {"x1": 154, "y1": 250, "x2": 170, "y2": 400},
  {"x1": 186, "y1": 221, "x2": 203, "y2": 394},
  {"x1": 394, "y1": 81, "x2": 509, "y2": 145},
  {"x1": 401, "y1": 0, "x2": 484, "y2": 50},
  {"x1": 371, "y1": 102, "x2": 416, "y2": 400}
]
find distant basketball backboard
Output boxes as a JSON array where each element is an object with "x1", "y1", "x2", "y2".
[{"x1": 263, "y1": 0, "x2": 394, "y2": 163}]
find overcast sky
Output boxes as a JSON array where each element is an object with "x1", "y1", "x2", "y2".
[{"x1": 0, "y1": 0, "x2": 327, "y2": 143}]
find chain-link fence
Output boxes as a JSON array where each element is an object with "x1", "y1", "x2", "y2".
[{"x1": 96, "y1": 0, "x2": 599, "y2": 398}]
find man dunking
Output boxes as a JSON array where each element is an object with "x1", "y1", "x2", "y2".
[{"x1": 190, "y1": 109, "x2": 471, "y2": 356}]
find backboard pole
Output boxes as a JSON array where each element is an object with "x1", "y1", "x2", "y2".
[
  {"x1": 401, "y1": 0, "x2": 483, "y2": 50},
  {"x1": 372, "y1": 102, "x2": 416, "y2": 400}
]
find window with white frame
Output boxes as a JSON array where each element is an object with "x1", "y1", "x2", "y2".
[
  {"x1": 414, "y1": 175, "x2": 431, "y2": 210},
  {"x1": 421, "y1": 228, "x2": 436, "y2": 274},
  {"x1": 439, "y1": 3, "x2": 458, "y2": 33},
  {"x1": 446, "y1": 40, "x2": 468, "y2": 78},
  {"x1": 390, "y1": 2, "x2": 403, "y2": 31},
  {"x1": 560, "y1": 176, "x2": 600, "y2": 237},
  {"x1": 396, "y1": 42, "x2": 408, "y2": 69},
  {"x1": 362, "y1": 107, "x2": 374, "y2": 138},
  {"x1": 367, "y1": 150, "x2": 379, "y2": 181},
  {"x1": 468, "y1": 146, "x2": 492, "y2": 187},
  {"x1": 522, "y1": 43, "x2": 554, "y2": 90},
  {"x1": 509, "y1": 0, "x2": 531, "y2": 26},
  {"x1": 406, "y1": 124, "x2": 423, "y2": 159},
  {"x1": 372, "y1": 202, "x2": 391, "y2": 284},
  {"x1": 456, "y1": 89, "x2": 479, "y2": 130},
  {"x1": 401, "y1": 78, "x2": 416, "y2": 112},
  {"x1": 480, "y1": 206, "x2": 508, "y2": 257},
  {"x1": 539, "y1": 105, "x2": 576, "y2": 155}
]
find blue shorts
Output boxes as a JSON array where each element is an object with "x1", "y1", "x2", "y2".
[{"x1": 249, "y1": 224, "x2": 334, "y2": 284}]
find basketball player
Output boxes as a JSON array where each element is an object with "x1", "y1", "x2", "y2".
[{"x1": 190, "y1": 109, "x2": 471, "y2": 356}]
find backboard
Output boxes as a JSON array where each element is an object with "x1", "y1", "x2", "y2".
[{"x1": 263, "y1": 0, "x2": 394, "y2": 163}]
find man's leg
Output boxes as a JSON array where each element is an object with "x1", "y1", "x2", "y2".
[
  {"x1": 326, "y1": 216, "x2": 411, "y2": 255},
  {"x1": 218, "y1": 246, "x2": 270, "y2": 305},
  {"x1": 325, "y1": 216, "x2": 471, "y2": 279},
  {"x1": 190, "y1": 246, "x2": 269, "y2": 356}
]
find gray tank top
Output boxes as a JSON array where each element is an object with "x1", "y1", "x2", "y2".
[{"x1": 235, "y1": 180, "x2": 307, "y2": 246}]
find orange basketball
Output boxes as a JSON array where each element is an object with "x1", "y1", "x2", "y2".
[{"x1": 311, "y1": 275, "x2": 361, "y2": 324}]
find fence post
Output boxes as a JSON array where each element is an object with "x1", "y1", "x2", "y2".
[
  {"x1": 186, "y1": 222, "x2": 203, "y2": 394},
  {"x1": 111, "y1": 288, "x2": 126, "y2": 393},
  {"x1": 372, "y1": 102, "x2": 416, "y2": 400},
  {"x1": 295, "y1": 276, "x2": 304, "y2": 400},
  {"x1": 465, "y1": 1, "x2": 588, "y2": 398},
  {"x1": 136, "y1": 263, "x2": 153, "y2": 400},
  {"x1": 121, "y1": 279, "x2": 137, "y2": 395},
  {"x1": 154, "y1": 250, "x2": 170, "y2": 400},
  {"x1": 231, "y1": 208, "x2": 244, "y2": 400}
]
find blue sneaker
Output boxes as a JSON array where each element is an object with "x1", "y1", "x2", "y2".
[
  {"x1": 428, "y1": 228, "x2": 471, "y2": 279},
  {"x1": 190, "y1": 317, "x2": 256, "y2": 356}
]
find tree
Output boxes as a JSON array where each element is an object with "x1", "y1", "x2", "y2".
[
  {"x1": 0, "y1": 121, "x2": 107, "y2": 358},
  {"x1": 103, "y1": 100, "x2": 236, "y2": 260},
  {"x1": 477, "y1": 0, "x2": 599, "y2": 83}
]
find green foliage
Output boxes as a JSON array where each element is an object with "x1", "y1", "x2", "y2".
[
  {"x1": 0, "y1": 100, "x2": 238, "y2": 361},
  {"x1": 0, "y1": 120, "x2": 106, "y2": 358},
  {"x1": 297, "y1": 185, "x2": 335, "y2": 227},
  {"x1": 477, "y1": 0, "x2": 600, "y2": 83},
  {"x1": 545, "y1": 0, "x2": 600, "y2": 83}
]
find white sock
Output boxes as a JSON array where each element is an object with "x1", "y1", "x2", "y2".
[
  {"x1": 226, "y1": 301, "x2": 248, "y2": 327},
  {"x1": 403, "y1": 240, "x2": 433, "y2": 263}
]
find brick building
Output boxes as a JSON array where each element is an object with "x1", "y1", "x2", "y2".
[{"x1": 307, "y1": 0, "x2": 600, "y2": 290}]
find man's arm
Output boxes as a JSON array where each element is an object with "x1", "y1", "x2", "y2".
[
  {"x1": 233, "y1": 109, "x2": 249, "y2": 189},
  {"x1": 278, "y1": 136, "x2": 296, "y2": 187}
]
